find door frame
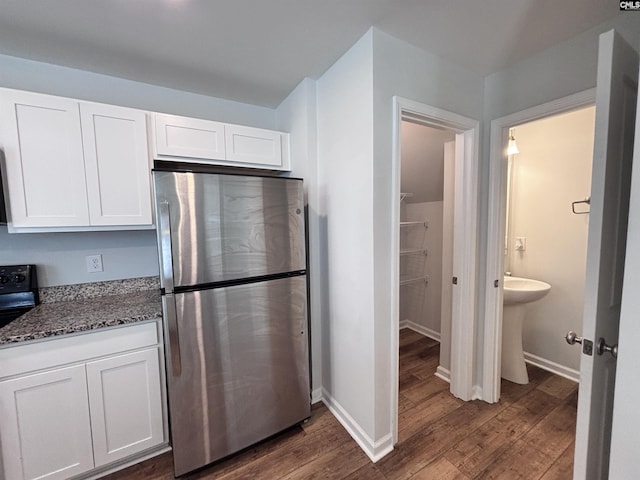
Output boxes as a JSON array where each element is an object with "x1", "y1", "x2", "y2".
[
  {"x1": 391, "y1": 96, "x2": 479, "y2": 443},
  {"x1": 482, "y1": 88, "x2": 596, "y2": 403}
]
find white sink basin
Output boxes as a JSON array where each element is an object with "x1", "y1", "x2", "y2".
[{"x1": 503, "y1": 276, "x2": 551, "y2": 306}]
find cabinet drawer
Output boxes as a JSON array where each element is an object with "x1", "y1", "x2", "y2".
[{"x1": 0, "y1": 320, "x2": 160, "y2": 379}]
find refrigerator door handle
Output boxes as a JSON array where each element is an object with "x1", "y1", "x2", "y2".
[
  {"x1": 163, "y1": 293, "x2": 182, "y2": 376},
  {"x1": 158, "y1": 201, "x2": 175, "y2": 293}
]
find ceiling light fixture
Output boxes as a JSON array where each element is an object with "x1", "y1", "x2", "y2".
[{"x1": 507, "y1": 128, "x2": 519, "y2": 155}]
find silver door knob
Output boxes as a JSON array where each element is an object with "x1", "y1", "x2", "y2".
[
  {"x1": 565, "y1": 331, "x2": 583, "y2": 345},
  {"x1": 596, "y1": 338, "x2": 618, "y2": 359}
]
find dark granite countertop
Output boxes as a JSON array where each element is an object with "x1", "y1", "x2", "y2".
[{"x1": 0, "y1": 277, "x2": 162, "y2": 346}]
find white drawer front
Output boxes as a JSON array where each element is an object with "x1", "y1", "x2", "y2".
[{"x1": 0, "y1": 320, "x2": 160, "y2": 379}]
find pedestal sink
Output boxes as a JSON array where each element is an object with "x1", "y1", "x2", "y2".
[{"x1": 502, "y1": 276, "x2": 551, "y2": 384}]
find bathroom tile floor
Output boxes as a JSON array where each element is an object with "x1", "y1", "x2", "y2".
[{"x1": 104, "y1": 328, "x2": 577, "y2": 480}]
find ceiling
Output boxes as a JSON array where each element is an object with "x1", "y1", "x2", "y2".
[{"x1": 0, "y1": 1, "x2": 620, "y2": 108}]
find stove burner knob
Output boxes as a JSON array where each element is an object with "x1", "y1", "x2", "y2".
[
  {"x1": 13, "y1": 274, "x2": 25, "y2": 283},
  {"x1": 0, "y1": 275, "x2": 9, "y2": 284}
]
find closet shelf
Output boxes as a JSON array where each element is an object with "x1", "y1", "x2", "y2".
[
  {"x1": 400, "y1": 221, "x2": 428, "y2": 229},
  {"x1": 400, "y1": 248, "x2": 427, "y2": 256},
  {"x1": 400, "y1": 192, "x2": 414, "y2": 202},
  {"x1": 400, "y1": 275, "x2": 429, "y2": 286}
]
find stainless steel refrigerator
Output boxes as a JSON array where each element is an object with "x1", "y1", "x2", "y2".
[{"x1": 153, "y1": 168, "x2": 310, "y2": 476}]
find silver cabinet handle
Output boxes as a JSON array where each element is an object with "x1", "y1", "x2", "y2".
[
  {"x1": 162, "y1": 293, "x2": 181, "y2": 376},
  {"x1": 158, "y1": 201, "x2": 175, "y2": 293}
]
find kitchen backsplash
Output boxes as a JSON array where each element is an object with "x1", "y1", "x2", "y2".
[{"x1": 39, "y1": 276, "x2": 160, "y2": 303}]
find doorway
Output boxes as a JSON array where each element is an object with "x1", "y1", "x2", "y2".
[
  {"x1": 390, "y1": 97, "x2": 479, "y2": 444},
  {"x1": 504, "y1": 106, "x2": 595, "y2": 384},
  {"x1": 482, "y1": 88, "x2": 596, "y2": 402},
  {"x1": 399, "y1": 120, "x2": 454, "y2": 363}
]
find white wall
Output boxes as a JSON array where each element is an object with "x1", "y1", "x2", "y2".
[
  {"x1": 371, "y1": 27, "x2": 484, "y2": 439},
  {"x1": 316, "y1": 30, "x2": 377, "y2": 451},
  {"x1": 0, "y1": 54, "x2": 279, "y2": 286},
  {"x1": 275, "y1": 77, "x2": 322, "y2": 400},
  {"x1": 0, "y1": 54, "x2": 276, "y2": 128},
  {"x1": 400, "y1": 201, "x2": 443, "y2": 338},
  {"x1": 400, "y1": 121, "x2": 454, "y2": 203},
  {"x1": 0, "y1": 227, "x2": 158, "y2": 286},
  {"x1": 509, "y1": 107, "x2": 594, "y2": 373}
]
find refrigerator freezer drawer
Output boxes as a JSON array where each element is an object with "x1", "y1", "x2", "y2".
[
  {"x1": 166, "y1": 275, "x2": 310, "y2": 476},
  {"x1": 154, "y1": 171, "x2": 306, "y2": 288}
]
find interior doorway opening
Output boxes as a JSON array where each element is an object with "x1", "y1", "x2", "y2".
[
  {"x1": 399, "y1": 120, "x2": 454, "y2": 373},
  {"x1": 390, "y1": 97, "x2": 479, "y2": 444},
  {"x1": 502, "y1": 106, "x2": 595, "y2": 386},
  {"x1": 482, "y1": 89, "x2": 596, "y2": 403}
]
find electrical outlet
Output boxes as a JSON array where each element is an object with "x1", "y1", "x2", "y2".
[{"x1": 86, "y1": 254, "x2": 103, "y2": 273}]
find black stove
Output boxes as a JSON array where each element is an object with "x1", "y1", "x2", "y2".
[{"x1": 0, "y1": 265, "x2": 39, "y2": 329}]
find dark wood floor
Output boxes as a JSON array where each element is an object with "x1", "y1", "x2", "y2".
[{"x1": 104, "y1": 329, "x2": 578, "y2": 480}]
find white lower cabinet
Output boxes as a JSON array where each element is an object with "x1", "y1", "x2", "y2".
[
  {"x1": 0, "y1": 322, "x2": 166, "y2": 480},
  {"x1": 0, "y1": 365, "x2": 95, "y2": 480},
  {"x1": 87, "y1": 349, "x2": 164, "y2": 467}
]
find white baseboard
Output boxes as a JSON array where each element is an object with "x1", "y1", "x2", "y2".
[
  {"x1": 321, "y1": 388, "x2": 394, "y2": 463},
  {"x1": 400, "y1": 319, "x2": 441, "y2": 342},
  {"x1": 435, "y1": 365, "x2": 450, "y2": 383},
  {"x1": 524, "y1": 351, "x2": 580, "y2": 383},
  {"x1": 311, "y1": 387, "x2": 323, "y2": 404}
]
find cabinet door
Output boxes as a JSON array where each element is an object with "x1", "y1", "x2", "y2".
[
  {"x1": 225, "y1": 124, "x2": 286, "y2": 169},
  {"x1": 86, "y1": 348, "x2": 164, "y2": 467},
  {"x1": 0, "y1": 365, "x2": 94, "y2": 480},
  {"x1": 81, "y1": 103, "x2": 152, "y2": 226},
  {"x1": 0, "y1": 89, "x2": 89, "y2": 227},
  {"x1": 153, "y1": 113, "x2": 225, "y2": 161}
]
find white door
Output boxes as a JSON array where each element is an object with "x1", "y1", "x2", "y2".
[
  {"x1": 573, "y1": 30, "x2": 638, "y2": 479},
  {"x1": 81, "y1": 103, "x2": 152, "y2": 226},
  {"x1": 608, "y1": 45, "x2": 640, "y2": 480},
  {"x1": 86, "y1": 348, "x2": 164, "y2": 467},
  {"x1": 439, "y1": 141, "x2": 455, "y2": 375},
  {"x1": 0, "y1": 89, "x2": 89, "y2": 227},
  {"x1": 0, "y1": 365, "x2": 94, "y2": 480},
  {"x1": 449, "y1": 130, "x2": 477, "y2": 400}
]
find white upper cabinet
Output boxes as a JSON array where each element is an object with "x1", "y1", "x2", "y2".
[
  {"x1": 154, "y1": 113, "x2": 225, "y2": 160},
  {"x1": 81, "y1": 103, "x2": 152, "y2": 226},
  {"x1": 0, "y1": 90, "x2": 90, "y2": 227},
  {"x1": 151, "y1": 113, "x2": 291, "y2": 171},
  {"x1": 0, "y1": 88, "x2": 153, "y2": 232},
  {"x1": 225, "y1": 124, "x2": 284, "y2": 168}
]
